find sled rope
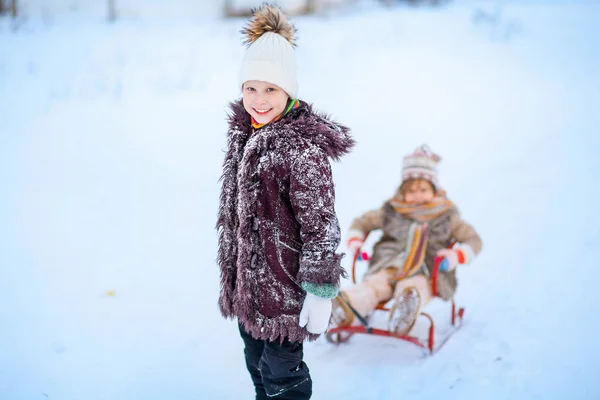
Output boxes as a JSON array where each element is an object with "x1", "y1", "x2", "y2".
[{"x1": 339, "y1": 292, "x2": 372, "y2": 333}]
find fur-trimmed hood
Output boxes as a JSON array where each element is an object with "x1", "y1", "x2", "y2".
[{"x1": 227, "y1": 99, "x2": 355, "y2": 162}]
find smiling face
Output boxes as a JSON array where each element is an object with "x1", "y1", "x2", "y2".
[
  {"x1": 401, "y1": 179, "x2": 436, "y2": 205},
  {"x1": 242, "y1": 80, "x2": 289, "y2": 125}
]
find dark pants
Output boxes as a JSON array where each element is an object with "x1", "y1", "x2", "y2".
[{"x1": 238, "y1": 323, "x2": 312, "y2": 399}]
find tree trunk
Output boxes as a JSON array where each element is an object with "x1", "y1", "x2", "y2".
[
  {"x1": 10, "y1": 0, "x2": 16, "y2": 17},
  {"x1": 108, "y1": 0, "x2": 116, "y2": 22}
]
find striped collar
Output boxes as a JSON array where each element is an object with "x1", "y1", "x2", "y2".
[{"x1": 251, "y1": 98, "x2": 300, "y2": 130}]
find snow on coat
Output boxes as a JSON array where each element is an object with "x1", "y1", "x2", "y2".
[{"x1": 217, "y1": 99, "x2": 355, "y2": 342}]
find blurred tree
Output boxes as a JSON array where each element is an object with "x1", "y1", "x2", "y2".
[
  {"x1": 225, "y1": 0, "x2": 317, "y2": 17},
  {"x1": 108, "y1": 0, "x2": 116, "y2": 22},
  {"x1": 0, "y1": 0, "x2": 16, "y2": 16},
  {"x1": 381, "y1": 0, "x2": 446, "y2": 5}
]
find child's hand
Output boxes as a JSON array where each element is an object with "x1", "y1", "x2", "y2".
[
  {"x1": 346, "y1": 229, "x2": 365, "y2": 254},
  {"x1": 299, "y1": 293, "x2": 332, "y2": 334},
  {"x1": 436, "y1": 248, "x2": 459, "y2": 271},
  {"x1": 436, "y1": 245, "x2": 474, "y2": 271}
]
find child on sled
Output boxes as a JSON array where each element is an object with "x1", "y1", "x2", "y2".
[{"x1": 332, "y1": 144, "x2": 482, "y2": 335}]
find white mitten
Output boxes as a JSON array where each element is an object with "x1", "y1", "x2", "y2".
[
  {"x1": 436, "y1": 248, "x2": 459, "y2": 271},
  {"x1": 436, "y1": 244, "x2": 475, "y2": 271},
  {"x1": 298, "y1": 293, "x2": 333, "y2": 334}
]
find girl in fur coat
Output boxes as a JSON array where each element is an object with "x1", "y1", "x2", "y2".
[
  {"x1": 332, "y1": 145, "x2": 482, "y2": 336},
  {"x1": 216, "y1": 5, "x2": 354, "y2": 400}
]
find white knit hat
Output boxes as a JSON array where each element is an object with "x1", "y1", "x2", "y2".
[
  {"x1": 238, "y1": 5, "x2": 298, "y2": 98},
  {"x1": 402, "y1": 144, "x2": 442, "y2": 190}
]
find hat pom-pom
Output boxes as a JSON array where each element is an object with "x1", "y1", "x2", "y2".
[
  {"x1": 241, "y1": 4, "x2": 297, "y2": 47},
  {"x1": 418, "y1": 144, "x2": 441, "y2": 164}
]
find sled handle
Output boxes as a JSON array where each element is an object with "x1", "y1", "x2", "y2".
[
  {"x1": 431, "y1": 256, "x2": 443, "y2": 297},
  {"x1": 431, "y1": 241, "x2": 457, "y2": 296},
  {"x1": 351, "y1": 233, "x2": 371, "y2": 284}
]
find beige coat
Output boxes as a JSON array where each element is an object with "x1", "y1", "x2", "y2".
[{"x1": 349, "y1": 196, "x2": 482, "y2": 300}]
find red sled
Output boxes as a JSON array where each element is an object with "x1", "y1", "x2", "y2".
[{"x1": 325, "y1": 240, "x2": 465, "y2": 355}]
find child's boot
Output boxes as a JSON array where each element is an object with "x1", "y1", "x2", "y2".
[{"x1": 388, "y1": 286, "x2": 421, "y2": 335}]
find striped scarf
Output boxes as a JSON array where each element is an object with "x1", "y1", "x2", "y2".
[
  {"x1": 251, "y1": 98, "x2": 300, "y2": 130},
  {"x1": 390, "y1": 197, "x2": 453, "y2": 279},
  {"x1": 389, "y1": 196, "x2": 453, "y2": 222}
]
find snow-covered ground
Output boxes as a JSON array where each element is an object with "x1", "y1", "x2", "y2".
[{"x1": 1, "y1": 1, "x2": 599, "y2": 399}]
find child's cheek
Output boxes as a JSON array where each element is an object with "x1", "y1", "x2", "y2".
[{"x1": 242, "y1": 97, "x2": 253, "y2": 115}]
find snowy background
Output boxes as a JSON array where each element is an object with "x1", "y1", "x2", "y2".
[{"x1": 1, "y1": 0, "x2": 599, "y2": 399}]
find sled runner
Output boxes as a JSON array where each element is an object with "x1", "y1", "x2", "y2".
[{"x1": 326, "y1": 235, "x2": 465, "y2": 355}]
